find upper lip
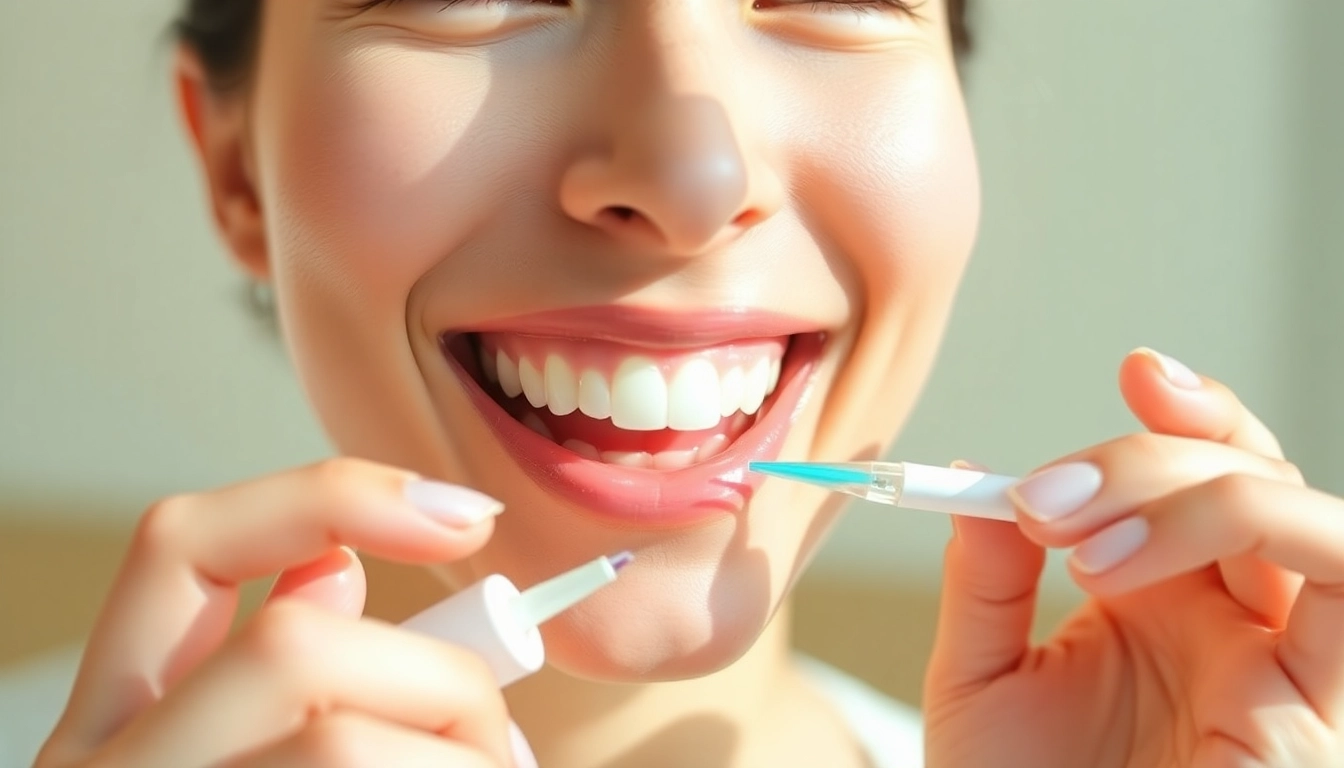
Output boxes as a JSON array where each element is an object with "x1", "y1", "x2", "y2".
[{"x1": 456, "y1": 305, "x2": 826, "y2": 348}]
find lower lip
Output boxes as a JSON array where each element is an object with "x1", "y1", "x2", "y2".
[{"x1": 442, "y1": 333, "x2": 825, "y2": 526}]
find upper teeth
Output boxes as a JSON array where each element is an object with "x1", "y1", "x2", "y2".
[{"x1": 480, "y1": 341, "x2": 784, "y2": 431}]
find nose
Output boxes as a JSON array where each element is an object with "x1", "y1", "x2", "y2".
[{"x1": 558, "y1": 42, "x2": 783, "y2": 256}]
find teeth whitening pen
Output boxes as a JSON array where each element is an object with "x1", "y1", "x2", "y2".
[
  {"x1": 749, "y1": 461, "x2": 1019, "y2": 522},
  {"x1": 399, "y1": 551, "x2": 633, "y2": 687}
]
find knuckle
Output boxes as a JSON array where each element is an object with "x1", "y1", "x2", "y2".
[
  {"x1": 307, "y1": 457, "x2": 378, "y2": 492},
  {"x1": 1200, "y1": 473, "x2": 1264, "y2": 513},
  {"x1": 303, "y1": 458, "x2": 388, "y2": 512},
  {"x1": 438, "y1": 645, "x2": 507, "y2": 718},
  {"x1": 294, "y1": 713, "x2": 372, "y2": 768},
  {"x1": 237, "y1": 601, "x2": 324, "y2": 683},
  {"x1": 1119, "y1": 431, "x2": 1174, "y2": 465},
  {"x1": 1271, "y1": 458, "x2": 1305, "y2": 486},
  {"x1": 131, "y1": 494, "x2": 197, "y2": 556}
]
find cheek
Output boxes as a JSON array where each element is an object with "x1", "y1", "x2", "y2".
[
  {"x1": 247, "y1": 43, "x2": 509, "y2": 467},
  {"x1": 810, "y1": 62, "x2": 980, "y2": 293},
  {"x1": 256, "y1": 47, "x2": 498, "y2": 311},
  {"x1": 796, "y1": 60, "x2": 981, "y2": 454}
]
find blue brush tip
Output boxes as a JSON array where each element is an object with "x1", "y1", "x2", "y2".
[{"x1": 747, "y1": 461, "x2": 870, "y2": 486}]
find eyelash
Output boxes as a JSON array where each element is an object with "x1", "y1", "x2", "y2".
[
  {"x1": 355, "y1": 0, "x2": 921, "y2": 15},
  {"x1": 356, "y1": 0, "x2": 560, "y2": 8},
  {"x1": 756, "y1": 0, "x2": 921, "y2": 13}
]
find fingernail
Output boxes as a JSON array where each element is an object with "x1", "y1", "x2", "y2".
[
  {"x1": 404, "y1": 478, "x2": 504, "y2": 527},
  {"x1": 1071, "y1": 517, "x2": 1148, "y2": 574},
  {"x1": 1010, "y1": 463, "x2": 1103, "y2": 522},
  {"x1": 509, "y1": 720, "x2": 539, "y2": 768},
  {"x1": 1135, "y1": 347, "x2": 1201, "y2": 389}
]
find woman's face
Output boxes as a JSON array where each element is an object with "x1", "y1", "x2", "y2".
[{"x1": 204, "y1": 0, "x2": 978, "y2": 680}]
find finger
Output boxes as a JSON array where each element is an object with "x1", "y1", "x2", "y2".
[
  {"x1": 51, "y1": 459, "x2": 502, "y2": 753},
  {"x1": 925, "y1": 461, "x2": 1047, "y2": 700},
  {"x1": 1065, "y1": 475, "x2": 1344, "y2": 717},
  {"x1": 1120, "y1": 348, "x2": 1284, "y2": 459},
  {"x1": 101, "y1": 600, "x2": 513, "y2": 768},
  {"x1": 265, "y1": 546, "x2": 368, "y2": 617},
  {"x1": 1010, "y1": 434, "x2": 1299, "y2": 549},
  {"x1": 1120, "y1": 348, "x2": 1302, "y2": 620},
  {"x1": 230, "y1": 711, "x2": 496, "y2": 768}
]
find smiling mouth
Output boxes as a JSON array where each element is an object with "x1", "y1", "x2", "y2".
[
  {"x1": 438, "y1": 308, "x2": 826, "y2": 524},
  {"x1": 460, "y1": 333, "x2": 786, "y2": 469}
]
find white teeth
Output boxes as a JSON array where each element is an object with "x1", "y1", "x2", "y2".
[
  {"x1": 699, "y1": 433, "x2": 729, "y2": 460},
  {"x1": 483, "y1": 341, "x2": 778, "y2": 469},
  {"x1": 519, "y1": 358, "x2": 546, "y2": 408},
  {"x1": 667, "y1": 359, "x2": 722, "y2": 430},
  {"x1": 544, "y1": 354, "x2": 578, "y2": 416},
  {"x1": 602, "y1": 450, "x2": 652, "y2": 468},
  {"x1": 578, "y1": 368, "x2": 612, "y2": 420},
  {"x1": 594, "y1": 447, "x2": 703, "y2": 469},
  {"x1": 740, "y1": 358, "x2": 770, "y2": 415},
  {"x1": 486, "y1": 343, "x2": 785, "y2": 437},
  {"x1": 610, "y1": 357, "x2": 668, "y2": 431},
  {"x1": 719, "y1": 367, "x2": 744, "y2": 418},
  {"x1": 562, "y1": 438, "x2": 600, "y2": 460},
  {"x1": 652, "y1": 448, "x2": 698, "y2": 470},
  {"x1": 521, "y1": 412, "x2": 553, "y2": 441},
  {"x1": 496, "y1": 349, "x2": 522, "y2": 399}
]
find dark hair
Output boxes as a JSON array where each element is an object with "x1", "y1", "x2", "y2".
[
  {"x1": 175, "y1": 0, "x2": 262, "y2": 91},
  {"x1": 177, "y1": 0, "x2": 972, "y2": 90}
]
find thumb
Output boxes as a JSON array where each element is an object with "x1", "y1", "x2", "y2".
[
  {"x1": 925, "y1": 462, "x2": 1046, "y2": 703},
  {"x1": 264, "y1": 546, "x2": 367, "y2": 617}
]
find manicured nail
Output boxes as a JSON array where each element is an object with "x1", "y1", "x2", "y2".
[
  {"x1": 404, "y1": 479, "x2": 504, "y2": 527},
  {"x1": 1010, "y1": 463, "x2": 1103, "y2": 522},
  {"x1": 1135, "y1": 347, "x2": 1201, "y2": 389},
  {"x1": 509, "y1": 720, "x2": 539, "y2": 768},
  {"x1": 1071, "y1": 517, "x2": 1149, "y2": 574}
]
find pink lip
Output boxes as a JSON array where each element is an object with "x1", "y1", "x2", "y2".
[{"x1": 440, "y1": 308, "x2": 826, "y2": 527}]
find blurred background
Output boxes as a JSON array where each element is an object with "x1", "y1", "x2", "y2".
[{"x1": 2, "y1": 0, "x2": 1342, "y2": 750}]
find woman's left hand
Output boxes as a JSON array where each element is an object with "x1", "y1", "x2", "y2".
[{"x1": 923, "y1": 348, "x2": 1344, "y2": 767}]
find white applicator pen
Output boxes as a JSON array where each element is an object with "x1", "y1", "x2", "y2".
[
  {"x1": 749, "y1": 460, "x2": 1019, "y2": 522},
  {"x1": 399, "y1": 551, "x2": 633, "y2": 687}
]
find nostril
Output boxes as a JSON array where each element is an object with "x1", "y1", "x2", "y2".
[
  {"x1": 732, "y1": 210, "x2": 763, "y2": 228},
  {"x1": 594, "y1": 205, "x2": 662, "y2": 246}
]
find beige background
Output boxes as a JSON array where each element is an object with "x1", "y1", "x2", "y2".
[{"x1": 2, "y1": 1, "x2": 1342, "y2": 706}]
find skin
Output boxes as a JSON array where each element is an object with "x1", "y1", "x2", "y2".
[
  {"x1": 32, "y1": 1, "x2": 1344, "y2": 766},
  {"x1": 241, "y1": 0, "x2": 975, "y2": 688}
]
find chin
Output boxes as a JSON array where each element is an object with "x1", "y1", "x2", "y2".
[{"x1": 536, "y1": 563, "x2": 782, "y2": 682}]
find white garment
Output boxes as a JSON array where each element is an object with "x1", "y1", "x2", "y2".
[
  {"x1": 0, "y1": 647, "x2": 922, "y2": 767},
  {"x1": 795, "y1": 655, "x2": 925, "y2": 768}
]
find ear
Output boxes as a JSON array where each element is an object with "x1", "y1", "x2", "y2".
[{"x1": 174, "y1": 48, "x2": 270, "y2": 281}]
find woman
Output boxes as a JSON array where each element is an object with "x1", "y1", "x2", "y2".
[{"x1": 34, "y1": 1, "x2": 1344, "y2": 765}]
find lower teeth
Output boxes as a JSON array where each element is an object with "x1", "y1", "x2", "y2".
[{"x1": 519, "y1": 414, "x2": 742, "y2": 468}]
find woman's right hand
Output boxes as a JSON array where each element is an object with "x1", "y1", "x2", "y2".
[{"x1": 33, "y1": 458, "x2": 525, "y2": 768}]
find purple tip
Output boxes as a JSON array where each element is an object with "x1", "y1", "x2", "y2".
[{"x1": 608, "y1": 550, "x2": 635, "y2": 572}]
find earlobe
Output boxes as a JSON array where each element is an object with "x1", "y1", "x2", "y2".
[{"x1": 173, "y1": 48, "x2": 270, "y2": 281}]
